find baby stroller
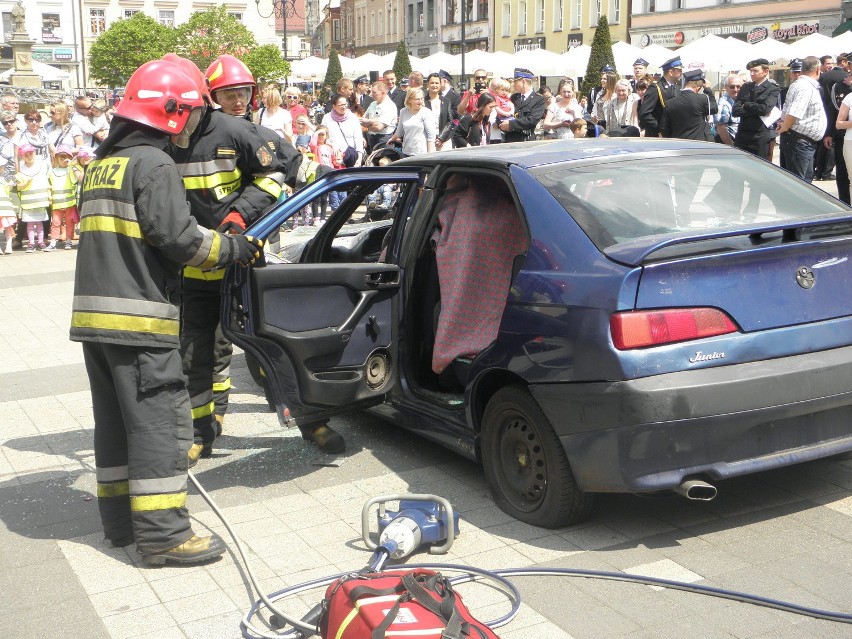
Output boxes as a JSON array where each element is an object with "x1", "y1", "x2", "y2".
[{"x1": 363, "y1": 142, "x2": 404, "y2": 222}]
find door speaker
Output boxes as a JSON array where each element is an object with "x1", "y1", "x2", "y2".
[{"x1": 365, "y1": 351, "x2": 390, "y2": 390}]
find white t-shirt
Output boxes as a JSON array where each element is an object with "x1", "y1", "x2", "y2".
[
  {"x1": 260, "y1": 107, "x2": 294, "y2": 140},
  {"x1": 395, "y1": 108, "x2": 436, "y2": 156},
  {"x1": 842, "y1": 93, "x2": 852, "y2": 140},
  {"x1": 363, "y1": 98, "x2": 398, "y2": 135}
]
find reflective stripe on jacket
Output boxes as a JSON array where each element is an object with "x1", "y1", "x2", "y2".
[
  {"x1": 49, "y1": 167, "x2": 78, "y2": 209},
  {"x1": 70, "y1": 143, "x2": 233, "y2": 348}
]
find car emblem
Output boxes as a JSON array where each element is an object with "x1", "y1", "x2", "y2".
[{"x1": 796, "y1": 266, "x2": 815, "y2": 289}]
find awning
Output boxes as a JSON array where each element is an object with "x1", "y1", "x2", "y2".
[{"x1": 0, "y1": 60, "x2": 70, "y2": 83}]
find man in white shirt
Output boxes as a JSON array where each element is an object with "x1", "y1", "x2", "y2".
[
  {"x1": 71, "y1": 96, "x2": 101, "y2": 147},
  {"x1": 360, "y1": 80, "x2": 398, "y2": 152},
  {"x1": 777, "y1": 56, "x2": 828, "y2": 183}
]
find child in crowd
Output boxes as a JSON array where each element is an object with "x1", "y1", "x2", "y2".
[
  {"x1": 14, "y1": 144, "x2": 51, "y2": 252},
  {"x1": 0, "y1": 172, "x2": 15, "y2": 254},
  {"x1": 569, "y1": 119, "x2": 588, "y2": 139},
  {"x1": 491, "y1": 79, "x2": 515, "y2": 129},
  {"x1": 47, "y1": 145, "x2": 82, "y2": 250},
  {"x1": 308, "y1": 126, "x2": 335, "y2": 224}
]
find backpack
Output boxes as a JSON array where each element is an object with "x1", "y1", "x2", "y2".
[{"x1": 319, "y1": 568, "x2": 500, "y2": 639}]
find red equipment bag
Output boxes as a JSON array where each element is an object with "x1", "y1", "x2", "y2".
[{"x1": 319, "y1": 568, "x2": 500, "y2": 639}]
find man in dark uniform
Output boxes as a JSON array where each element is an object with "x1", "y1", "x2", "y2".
[
  {"x1": 816, "y1": 54, "x2": 845, "y2": 180},
  {"x1": 827, "y1": 65, "x2": 852, "y2": 203},
  {"x1": 733, "y1": 58, "x2": 781, "y2": 160},
  {"x1": 355, "y1": 76, "x2": 373, "y2": 112},
  {"x1": 661, "y1": 68, "x2": 718, "y2": 141},
  {"x1": 638, "y1": 56, "x2": 684, "y2": 137},
  {"x1": 70, "y1": 59, "x2": 262, "y2": 564},
  {"x1": 630, "y1": 58, "x2": 649, "y2": 92},
  {"x1": 432, "y1": 70, "x2": 461, "y2": 149},
  {"x1": 499, "y1": 68, "x2": 547, "y2": 143}
]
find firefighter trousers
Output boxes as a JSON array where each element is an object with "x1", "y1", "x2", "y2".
[
  {"x1": 180, "y1": 285, "x2": 232, "y2": 445},
  {"x1": 82, "y1": 342, "x2": 194, "y2": 554}
]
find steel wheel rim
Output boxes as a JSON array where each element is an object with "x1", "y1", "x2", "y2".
[{"x1": 496, "y1": 411, "x2": 547, "y2": 512}]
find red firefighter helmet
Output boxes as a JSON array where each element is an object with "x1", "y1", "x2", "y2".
[
  {"x1": 115, "y1": 59, "x2": 205, "y2": 135},
  {"x1": 206, "y1": 54, "x2": 257, "y2": 104},
  {"x1": 161, "y1": 53, "x2": 213, "y2": 106}
]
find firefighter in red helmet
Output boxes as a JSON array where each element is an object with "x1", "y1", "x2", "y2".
[
  {"x1": 203, "y1": 53, "x2": 347, "y2": 455},
  {"x1": 70, "y1": 59, "x2": 263, "y2": 564}
]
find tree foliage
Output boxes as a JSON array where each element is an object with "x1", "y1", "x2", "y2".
[
  {"x1": 88, "y1": 13, "x2": 175, "y2": 87},
  {"x1": 580, "y1": 16, "x2": 617, "y2": 99},
  {"x1": 392, "y1": 41, "x2": 413, "y2": 80},
  {"x1": 323, "y1": 49, "x2": 344, "y2": 103},
  {"x1": 172, "y1": 6, "x2": 257, "y2": 72},
  {"x1": 243, "y1": 45, "x2": 290, "y2": 86}
]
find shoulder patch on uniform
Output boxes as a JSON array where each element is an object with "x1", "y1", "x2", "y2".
[
  {"x1": 215, "y1": 147, "x2": 236, "y2": 158},
  {"x1": 256, "y1": 146, "x2": 273, "y2": 166}
]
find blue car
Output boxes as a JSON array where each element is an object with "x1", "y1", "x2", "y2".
[{"x1": 223, "y1": 139, "x2": 852, "y2": 528}]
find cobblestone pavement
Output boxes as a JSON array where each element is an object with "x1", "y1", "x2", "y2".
[{"x1": 0, "y1": 176, "x2": 850, "y2": 639}]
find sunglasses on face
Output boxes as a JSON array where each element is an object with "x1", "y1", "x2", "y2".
[
  {"x1": 286, "y1": 95, "x2": 299, "y2": 100},
  {"x1": 475, "y1": 76, "x2": 487, "y2": 80},
  {"x1": 2, "y1": 121, "x2": 15, "y2": 126},
  {"x1": 26, "y1": 118, "x2": 39, "y2": 122}
]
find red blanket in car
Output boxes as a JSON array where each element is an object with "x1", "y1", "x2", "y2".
[{"x1": 431, "y1": 176, "x2": 528, "y2": 374}]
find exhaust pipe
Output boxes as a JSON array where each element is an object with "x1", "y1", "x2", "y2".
[{"x1": 675, "y1": 479, "x2": 717, "y2": 501}]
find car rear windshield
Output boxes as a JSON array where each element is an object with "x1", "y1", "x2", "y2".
[{"x1": 533, "y1": 153, "x2": 850, "y2": 250}]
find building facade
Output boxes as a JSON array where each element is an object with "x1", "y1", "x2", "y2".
[
  {"x1": 493, "y1": 0, "x2": 630, "y2": 54},
  {"x1": 630, "y1": 0, "x2": 842, "y2": 48},
  {"x1": 0, "y1": 0, "x2": 313, "y2": 89}
]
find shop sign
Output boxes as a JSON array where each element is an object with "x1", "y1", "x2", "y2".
[
  {"x1": 32, "y1": 48, "x2": 53, "y2": 62},
  {"x1": 637, "y1": 31, "x2": 685, "y2": 47},
  {"x1": 567, "y1": 33, "x2": 583, "y2": 48},
  {"x1": 772, "y1": 21, "x2": 819, "y2": 41},
  {"x1": 700, "y1": 24, "x2": 746, "y2": 37},
  {"x1": 747, "y1": 26, "x2": 769, "y2": 44},
  {"x1": 54, "y1": 48, "x2": 73, "y2": 61},
  {"x1": 514, "y1": 37, "x2": 546, "y2": 52}
]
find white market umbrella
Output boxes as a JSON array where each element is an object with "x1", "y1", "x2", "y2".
[
  {"x1": 510, "y1": 49, "x2": 566, "y2": 77},
  {"x1": 420, "y1": 51, "x2": 461, "y2": 76},
  {"x1": 342, "y1": 53, "x2": 384, "y2": 77},
  {"x1": 786, "y1": 33, "x2": 841, "y2": 58},
  {"x1": 676, "y1": 34, "x2": 746, "y2": 73},
  {"x1": 561, "y1": 45, "x2": 591, "y2": 78},
  {"x1": 488, "y1": 51, "x2": 516, "y2": 78},
  {"x1": 612, "y1": 41, "x2": 648, "y2": 76},
  {"x1": 639, "y1": 43, "x2": 675, "y2": 71},
  {"x1": 462, "y1": 49, "x2": 493, "y2": 76},
  {"x1": 832, "y1": 31, "x2": 852, "y2": 53},
  {"x1": 290, "y1": 56, "x2": 328, "y2": 80},
  {"x1": 747, "y1": 38, "x2": 792, "y2": 66},
  {"x1": 0, "y1": 59, "x2": 69, "y2": 82}
]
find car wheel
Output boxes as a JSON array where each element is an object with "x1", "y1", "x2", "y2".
[{"x1": 481, "y1": 385, "x2": 594, "y2": 528}]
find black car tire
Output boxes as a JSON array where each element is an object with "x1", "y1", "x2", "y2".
[{"x1": 481, "y1": 385, "x2": 594, "y2": 528}]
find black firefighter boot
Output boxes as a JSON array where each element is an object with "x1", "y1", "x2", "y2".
[{"x1": 300, "y1": 423, "x2": 346, "y2": 454}]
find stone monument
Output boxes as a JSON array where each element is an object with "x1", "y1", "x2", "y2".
[{"x1": 7, "y1": 1, "x2": 41, "y2": 88}]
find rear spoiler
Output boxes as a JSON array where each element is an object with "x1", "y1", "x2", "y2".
[{"x1": 603, "y1": 212, "x2": 852, "y2": 266}]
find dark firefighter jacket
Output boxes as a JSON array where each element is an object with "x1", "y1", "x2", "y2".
[
  {"x1": 170, "y1": 109, "x2": 298, "y2": 284},
  {"x1": 69, "y1": 137, "x2": 238, "y2": 349}
]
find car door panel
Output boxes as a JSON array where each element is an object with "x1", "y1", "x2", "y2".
[{"x1": 249, "y1": 263, "x2": 398, "y2": 407}]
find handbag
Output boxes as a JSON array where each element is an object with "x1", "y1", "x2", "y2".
[
  {"x1": 319, "y1": 568, "x2": 499, "y2": 639},
  {"x1": 336, "y1": 121, "x2": 360, "y2": 167}
]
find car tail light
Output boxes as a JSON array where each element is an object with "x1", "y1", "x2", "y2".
[{"x1": 610, "y1": 308, "x2": 738, "y2": 350}]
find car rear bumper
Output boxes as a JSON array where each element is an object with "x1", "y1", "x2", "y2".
[{"x1": 529, "y1": 345, "x2": 852, "y2": 493}]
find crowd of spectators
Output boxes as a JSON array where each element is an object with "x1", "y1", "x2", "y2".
[{"x1": 0, "y1": 91, "x2": 103, "y2": 254}]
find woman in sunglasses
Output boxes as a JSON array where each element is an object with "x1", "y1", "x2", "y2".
[
  {"x1": 45, "y1": 101, "x2": 84, "y2": 158},
  {"x1": 283, "y1": 88, "x2": 308, "y2": 135},
  {"x1": 0, "y1": 110, "x2": 22, "y2": 182},
  {"x1": 21, "y1": 110, "x2": 50, "y2": 161}
]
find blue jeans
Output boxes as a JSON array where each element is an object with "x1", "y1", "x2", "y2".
[{"x1": 780, "y1": 133, "x2": 817, "y2": 183}]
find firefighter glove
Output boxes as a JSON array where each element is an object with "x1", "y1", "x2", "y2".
[
  {"x1": 229, "y1": 234, "x2": 263, "y2": 266},
  {"x1": 218, "y1": 210, "x2": 247, "y2": 234}
]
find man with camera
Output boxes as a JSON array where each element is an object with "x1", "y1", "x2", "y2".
[{"x1": 457, "y1": 69, "x2": 489, "y2": 117}]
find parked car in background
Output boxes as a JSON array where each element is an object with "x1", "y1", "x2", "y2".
[{"x1": 223, "y1": 139, "x2": 852, "y2": 528}]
